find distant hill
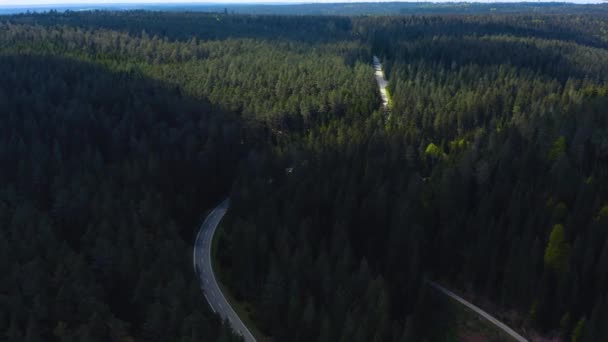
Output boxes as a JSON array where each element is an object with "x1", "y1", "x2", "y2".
[{"x1": 2, "y1": 2, "x2": 608, "y2": 15}]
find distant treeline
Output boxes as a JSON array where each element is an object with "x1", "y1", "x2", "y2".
[{"x1": 2, "y1": 2, "x2": 608, "y2": 16}]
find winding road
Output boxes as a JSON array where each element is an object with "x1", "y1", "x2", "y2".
[
  {"x1": 429, "y1": 281, "x2": 528, "y2": 342},
  {"x1": 193, "y1": 199, "x2": 257, "y2": 342}
]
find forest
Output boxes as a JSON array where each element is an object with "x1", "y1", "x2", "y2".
[{"x1": 1, "y1": 8, "x2": 607, "y2": 342}]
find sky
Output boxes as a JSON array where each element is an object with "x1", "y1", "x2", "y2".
[
  {"x1": 0, "y1": 0, "x2": 603, "y2": 5},
  {"x1": 2, "y1": 0, "x2": 348, "y2": 4},
  {"x1": 0, "y1": 0, "x2": 396, "y2": 4}
]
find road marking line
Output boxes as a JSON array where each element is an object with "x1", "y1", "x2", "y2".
[
  {"x1": 193, "y1": 207, "x2": 218, "y2": 271},
  {"x1": 204, "y1": 293, "x2": 216, "y2": 313}
]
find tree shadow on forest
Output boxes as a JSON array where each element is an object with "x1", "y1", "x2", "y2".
[
  {"x1": 367, "y1": 16, "x2": 608, "y2": 53},
  {"x1": 1, "y1": 52, "x2": 243, "y2": 241},
  {"x1": 441, "y1": 21, "x2": 604, "y2": 49},
  {"x1": 0, "y1": 53, "x2": 243, "y2": 337},
  {"x1": 390, "y1": 35, "x2": 607, "y2": 82},
  {"x1": 4, "y1": 11, "x2": 354, "y2": 44},
  {"x1": 5, "y1": 11, "x2": 608, "y2": 51},
  {"x1": 460, "y1": 20, "x2": 608, "y2": 50}
]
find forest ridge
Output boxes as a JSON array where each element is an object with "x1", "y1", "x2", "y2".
[{"x1": 1, "y1": 8, "x2": 607, "y2": 342}]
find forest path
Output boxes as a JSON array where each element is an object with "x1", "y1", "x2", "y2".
[
  {"x1": 429, "y1": 281, "x2": 528, "y2": 342},
  {"x1": 194, "y1": 199, "x2": 257, "y2": 342},
  {"x1": 373, "y1": 55, "x2": 389, "y2": 108}
]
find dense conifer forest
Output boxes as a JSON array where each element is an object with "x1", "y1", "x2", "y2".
[{"x1": 1, "y1": 8, "x2": 607, "y2": 342}]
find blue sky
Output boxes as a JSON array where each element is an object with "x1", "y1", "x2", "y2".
[
  {"x1": 3, "y1": 0, "x2": 348, "y2": 4},
  {"x1": 0, "y1": 0, "x2": 602, "y2": 5}
]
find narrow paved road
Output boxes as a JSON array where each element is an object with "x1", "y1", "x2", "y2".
[
  {"x1": 373, "y1": 55, "x2": 389, "y2": 108},
  {"x1": 428, "y1": 281, "x2": 528, "y2": 342},
  {"x1": 193, "y1": 199, "x2": 257, "y2": 342}
]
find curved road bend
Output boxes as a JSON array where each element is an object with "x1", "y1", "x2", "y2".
[
  {"x1": 193, "y1": 199, "x2": 257, "y2": 342},
  {"x1": 428, "y1": 281, "x2": 528, "y2": 342}
]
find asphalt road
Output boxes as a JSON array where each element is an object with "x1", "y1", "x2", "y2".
[
  {"x1": 373, "y1": 55, "x2": 389, "y2": 108},
  {"x1": 428, "y1": 281, "x2": 528, "y2": 342},
  {"x1": 193, "y1": 199, "x2": 257, "y2": 342}
]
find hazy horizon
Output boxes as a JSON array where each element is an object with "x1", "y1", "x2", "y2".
[{"x1": 0, "y1": 0, "x2": 605, "y2": 7}]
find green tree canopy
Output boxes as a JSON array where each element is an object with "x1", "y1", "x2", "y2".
[{"x1": 544, "y1": 224, "x2": 571, "y2": 274}]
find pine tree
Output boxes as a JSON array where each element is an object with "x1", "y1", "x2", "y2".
[
  {"x1": 571, "y1": 317, "x2": 585, "y2": 342},
  {"x1": 544, "y1": 224, "x2": 571, "y2": 275}
]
